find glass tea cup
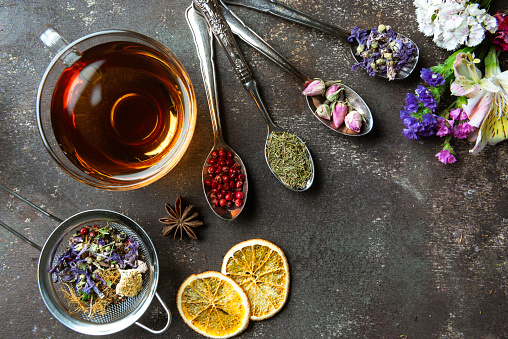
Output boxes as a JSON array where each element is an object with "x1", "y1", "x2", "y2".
[{"x1": 37, "y1": 26, "x2": 197, "y2": 190}]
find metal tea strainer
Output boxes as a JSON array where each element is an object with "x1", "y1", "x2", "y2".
[{"x1": 0, "y1": 184, "x2": 171, "y2": 335}]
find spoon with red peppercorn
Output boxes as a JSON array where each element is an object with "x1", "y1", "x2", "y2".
[
  {"x1": 193, "y1": 0, "x2": 314, "y2": 192},
  {"x1": 187, "y1": 6, "x2": 248, "y2": 220}
]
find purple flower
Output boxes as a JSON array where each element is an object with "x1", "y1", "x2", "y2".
[
  {"x1": 436, "y1": 117, "x2": 453, "y2": 137},
  {"x1": 421, "y1": 68, "x2": 445, "y2": 87},
  {"x1": 348, "y1": 26, "x2": 369, "y2": 45},
  {"x1": 435, "y1": 150, "x2": 457, "y2": 164},
  {"x1": 449, "y1": 108, "x2": 468, "y2": 121},
  {"x1": 415, "y1": 85, "x2": 438, "y2": 112},
  {"x1": 404, "y1": 93, "x2": 420, "y2": 113},
  {"x1": 452, "y1": 122, "x2": 475, "y2": 139},
  {"x1": 403, "y1": 128, "x2": 419, "y2": 139}
]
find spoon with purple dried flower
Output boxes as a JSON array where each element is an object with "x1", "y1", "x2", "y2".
[
  {"x1": 187, "y1": 6, "x2": 248, "y2": 219},
  {"x1": 220, "y1": 3, "x2": 373, "y2": 136},
  {"x1": 222, "y1": 0, "x2": 419, "y2": 80}
]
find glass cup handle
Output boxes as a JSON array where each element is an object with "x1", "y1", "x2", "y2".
[{"x1": 38, "y1": 25, "x2": 82, "y2": 67}]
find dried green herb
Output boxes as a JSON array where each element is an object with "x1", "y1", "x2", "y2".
[{"x1": 265, "y1": 131, "x2": 312, "y2": 190}]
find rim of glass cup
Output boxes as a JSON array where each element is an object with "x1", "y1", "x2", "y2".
[{"x1": 36, "y1": 29, "x2": 197, "y2": 190}]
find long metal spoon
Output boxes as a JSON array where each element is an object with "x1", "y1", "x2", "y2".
[
  {"x1": 222, "y1": 0, "x2": 419, "y2": 80},
  {"x1": 186, "y1": 6, "x2": 248, "y2": 220},
  {"x1": 219, "y1": 2, "x2": 373, "y2": 136},
  {"x1": 193, "y1": 0, "x2": 314, "y2": 192}
]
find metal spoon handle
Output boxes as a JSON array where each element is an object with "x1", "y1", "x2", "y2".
[
  {"x1": 187, "y1": 5, "x2": 224, "y2": 145},
  {"x1": 193, "y1": 0, "x2": 253, "y2": 86},
  {"x1": 193, "y1": 0, "x2": 279, "y2": 131},
  {"x1": 222, "y1": 0, "x2": 350, "y2": 39},
  {"x1": 220, "y1": 1, "x2": 309, "y2": 84}
]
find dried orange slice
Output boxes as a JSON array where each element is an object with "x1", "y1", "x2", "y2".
[
  {"x1": 221, "y1": 239, "x2": 290, "y2": 320},
  {"x1": 177, "y1": 271, "x2": 250, "y2": 338}
]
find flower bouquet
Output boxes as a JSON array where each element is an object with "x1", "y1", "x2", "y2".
[{"x1": 401, "y1": 0, "x2": 507, "y2": 164}]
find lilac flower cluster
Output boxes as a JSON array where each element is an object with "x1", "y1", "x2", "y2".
[
  {"x1": 348, "y1": 25, "x2": 417, "y2": 80},
  {"x1": 400, "y1": 68, "x2": 475, "y2": 164},
  {"x1": 400, "y1": 84, "x2": 439, "y2": 139}
]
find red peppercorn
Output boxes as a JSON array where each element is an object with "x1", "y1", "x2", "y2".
[
  {"x1": 225, "y1": 159, "x2": 234, "y2": 166},
  {"x1": 223, "y1": 182, "x2": 230, "y2": 190},
  {"x1": 226, "y1": 151, "x2": 234, "y2": 158},
  {"x1": 225, "y1": 192, "x2": 233, "y2": 200},
  {"x1": 226, "y1": 200, "x2": 233, "y2": 208},
  {"x1": 219, "y1": 150, "x2": 226, "y2": 158},
  {"x1": 80, "y1": 227, "x2": 88, "y2": 235},
  {"x1": 211, "y1": 151, "x2": 218, "y2": 158},
  {"x1": 219, "y1": 198, "x2": 227, "y2": 206},
  {"x1": 234, "y1": 199, "x2": 242, "y2": 207},
  {"x1": 205, "y1": 179, "x2": 212, "y2": 186},
  {"x1": 236, "y1": 191, "x2": 244, "y2": 200},
  {"x1": 211, "y1": 198, "x2": 218, "y2": 205},
  {"x1": 207, "y1": 158, "x2": 216, "y2": 165},
  {"x1": 236, "y1": 181, "x2": 243, "y2": 188},
  {"x1": 238, "y1": 173, "x2": 246, "y2": 181},
  {"x1": 89, "y1": 231, "x2": 96, "y2": 238}
]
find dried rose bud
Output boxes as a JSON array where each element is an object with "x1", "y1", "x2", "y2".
[
  {"x1": 325, "y1": 84, "x2": 343, "y2": 102},
  {"x1": 316, "y1": 103, "x2": 331, "y2": 120},
  {"x1": 302, "y1": 78, "x2": 325, "y2": 97},
  {"x1": 331, "y1": 101, "x2": 348, "y2": 129},
  {"x1": 345, "y1": 110, "x2": 363, "y2": 133}
]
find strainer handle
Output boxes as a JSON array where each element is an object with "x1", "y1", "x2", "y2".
[{"x1": 134, "y1": 292, "x2": 171, "y2": 334}]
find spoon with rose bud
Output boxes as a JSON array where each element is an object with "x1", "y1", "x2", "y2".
[
  {"x1": 219, "y1": 2, "x2": 373, "y2": 136},
  {"x1": 187, "y1": 6, "x2": 248, "y2": 220}
]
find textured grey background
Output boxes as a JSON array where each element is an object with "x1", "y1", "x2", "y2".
[{"x1": 1, "y1": 0, "x2": 507, "y2": 338}]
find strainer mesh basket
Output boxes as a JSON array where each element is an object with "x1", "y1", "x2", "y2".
[{"x1": 38, "y1": 210, "x2": 159, "y2": 335}]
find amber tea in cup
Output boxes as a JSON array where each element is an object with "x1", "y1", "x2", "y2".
[{"x1": 37, "y1": 27, "x2": 196, "y2": 190}]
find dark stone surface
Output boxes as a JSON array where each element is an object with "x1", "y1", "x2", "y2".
[{"x1": 0, "y1": 0, "x2": 507, "y2": 338}]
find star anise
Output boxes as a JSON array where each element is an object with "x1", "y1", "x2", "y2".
[{"x1": 159, "y1": 195, "x2": 203, "y2": 240}]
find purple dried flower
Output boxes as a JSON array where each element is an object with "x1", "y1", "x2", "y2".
[
  {"x1": 421, "y1": 68, "x2": 445, "y2": 87},
  {"x1": 435, "y1": 150, "x2": 457, "y2": 164}
]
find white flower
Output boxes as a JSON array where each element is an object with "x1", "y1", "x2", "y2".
[
  {"x1": 466, "y1": 19, "x2": 485, "y2": 47},
  {"x1": 413, "y1": 0, "x2": 499, "y2": 50}
]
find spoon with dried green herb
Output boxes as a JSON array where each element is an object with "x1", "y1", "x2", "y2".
[{"x1": 193, "y1": 0, "x2": 314, "y2": 191}]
